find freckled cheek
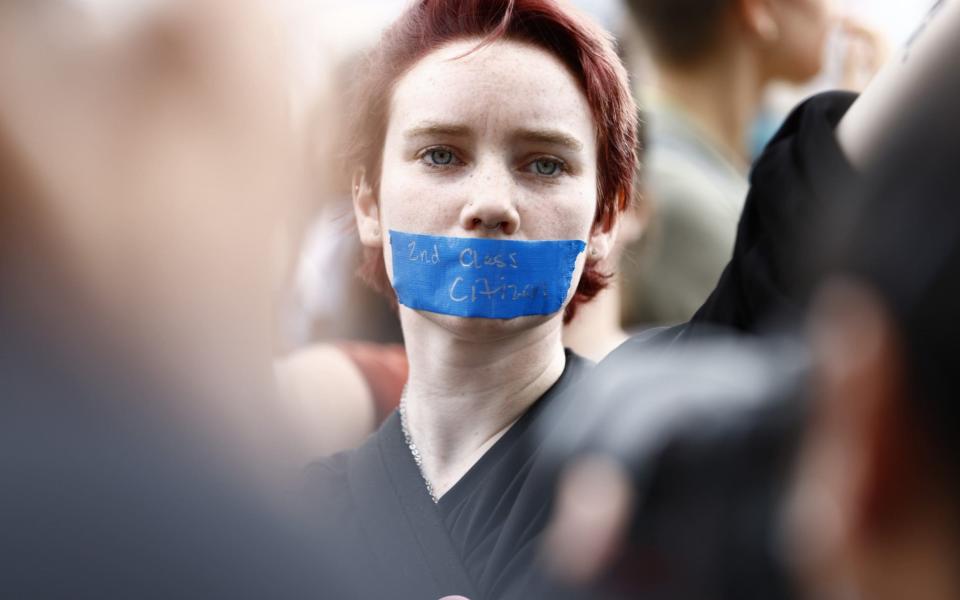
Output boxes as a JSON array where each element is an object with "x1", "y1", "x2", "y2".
[
  {"x1": 378, "y1": 170, "x2": 461, "y2": 233},
  {"x1": 519, "y1": 189, "x2": 598, "y2": 241}
]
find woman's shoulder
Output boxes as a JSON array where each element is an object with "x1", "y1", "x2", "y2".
[{"x1": 563, "y1": 348, "x2": 596, "y2": 375}]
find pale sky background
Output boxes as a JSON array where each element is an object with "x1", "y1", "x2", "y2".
[
  {"x1": 275, "y1": 0, "x2": 940, "y2": 113},
  {"x1": 280, "y1": 0, "x2": 939, "y2": 47},
  {"x1": 70, "y1": 0, "x2": 939, "y2": 120}
]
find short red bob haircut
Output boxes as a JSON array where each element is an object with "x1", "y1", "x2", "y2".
[{"x1": 348, "y1": 0, "x2": 639, "y2": 322}]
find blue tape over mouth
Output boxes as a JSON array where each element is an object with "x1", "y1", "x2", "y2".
[{"x1": 389, "y1": 230, "x2": 586, "y2": 319}]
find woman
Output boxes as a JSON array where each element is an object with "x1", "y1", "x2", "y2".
[
  {"x1": 306, "y1": 0, "x2": 638, "y2": 598},
  {"x1": 305, "y1": 0, "x2": 854, "y2": 597}
]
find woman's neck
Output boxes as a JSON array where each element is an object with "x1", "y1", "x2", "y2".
[
  {"x1": 653, "y1": 42, "x2": 766, "y2": 169},
  {"x1": 399, "y1": 307, "x2": 567, "y2": 498}
]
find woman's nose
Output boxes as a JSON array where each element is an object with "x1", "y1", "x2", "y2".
[{"x1": 458, "y1": 167, "x2": 520, "y2": 235}]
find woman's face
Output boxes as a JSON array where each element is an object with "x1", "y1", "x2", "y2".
[
  {"x1": 769, "y1": 0, "x2": 834, "y2": 82},
  {"x1": 357, "y1": 38, "x2": 607, "y2": 335}
]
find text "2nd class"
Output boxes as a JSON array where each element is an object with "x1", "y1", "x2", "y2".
[{"x1": 458, "y1": 248, "x2": 519, "y2": 269}]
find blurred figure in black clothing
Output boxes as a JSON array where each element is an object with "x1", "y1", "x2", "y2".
[
  {"x1": 541, "y1": 2, "x2": 960, "y2": 599},
  {"x1": 787, "y1": 3, "x2": 960, "y2": 598}
]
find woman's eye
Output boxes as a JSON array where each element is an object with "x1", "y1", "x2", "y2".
[
  {"x1": 529, "y1": 157, "x2": 564, "y2": 177},
  {"x1": 422, "y1": 148, "x2": 456, "y2": 167}
]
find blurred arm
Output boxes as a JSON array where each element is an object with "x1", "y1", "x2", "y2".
[{"x1": 838, "y1": 0, "x2": 960, "y2": 170}]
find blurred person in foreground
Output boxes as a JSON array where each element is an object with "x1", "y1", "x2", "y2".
[
  {"x1": 788, "y1": 2, "x2": 960, "y2": 596},
  {"x1": 538, "y1": 1, "x2": 960, "y2": 598},
  {"x1": 621, "y1": 0, "x2": 883, "y2": 327},
  {"x1": 0, "y1": 1, "x2": 344, "y2": 596}
]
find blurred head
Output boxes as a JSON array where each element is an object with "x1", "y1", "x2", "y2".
[
  {"x1": 347, "y1": 0, "x2": 638, "y2": 325},
  {"x1": 626, "y1": 0, "x2": 832, "y2": 83},
  {"x1": 788, "y1": 123, "x2": 960, "y2": 600},
  {"x1": 760, "y1": 0, "x2": 833, "y2": 82},
  {"x1": 0, "y1": 0, "x2": 300, "y2": 411},
  {"x1": 625, "y1": 0, "x2": 733, "y2": 67}
]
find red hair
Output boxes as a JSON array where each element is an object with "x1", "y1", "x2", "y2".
[{"x1": 348, "y1": 0, "x2": 639, "y2": 322}]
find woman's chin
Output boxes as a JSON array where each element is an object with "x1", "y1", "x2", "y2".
[{"x1": 403, "y1": 307, "x2": 559, "y2": 343}]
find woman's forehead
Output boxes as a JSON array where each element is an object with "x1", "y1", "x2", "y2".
[{"x1": 385, "y1": 38, "x2": 596, "y2": 148}]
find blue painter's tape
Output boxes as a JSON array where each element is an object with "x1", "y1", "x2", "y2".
[{"x1": 389, "y1": 230, "x2": 586, "y2": 319}]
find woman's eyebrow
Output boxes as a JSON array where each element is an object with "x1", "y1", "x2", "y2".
[
  {"x1": 402, "y1": 124, "x2": 584, "y2": 152},
  {"x1": 403, "y1": 121, "x2": 472, "y2": 140},
  {"x1": 512, "y1": 128, "x2": 584, "y2": 152}
]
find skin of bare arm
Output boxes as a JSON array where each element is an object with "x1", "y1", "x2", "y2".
[{"x1": 837, "y1": 0, "x2": 958, "y2": 170}]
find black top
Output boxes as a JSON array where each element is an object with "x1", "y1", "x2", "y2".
[
  {"x1": 437, "y1": 350, "x2": 589, "y2": 598},
  {"x1": 304, "y1": 351, "x2": 592, "y2": 600},
  {"x1": 690, "y1": 90, "x2": 857, "y2": 333},
  {"x1": 304, "y1": 92, "x2": 859, "y2": 600}
]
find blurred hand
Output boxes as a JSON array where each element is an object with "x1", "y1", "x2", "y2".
[
  {"x1": 542, "y1": 456, "x2": 635, "y2": 586},
  {"x1": 0, "y1": 0, "x2": 296, "y2": 356},
  {"x1": 0, "y1": 0, "x2": 307, "y2": 470}
]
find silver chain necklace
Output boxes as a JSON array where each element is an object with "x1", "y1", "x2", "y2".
[{"x1": 398, "y1": 389, "x2": 439, "y2": 503}]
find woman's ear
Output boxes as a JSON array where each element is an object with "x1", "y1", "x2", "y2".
[
  {"x1": 737, "y1": 0, "x2": 780, "y2": 43},
  {"x1": 352, "y1": 169, "x2": 382, "y2": 247},
  {"x1": 587, "y1": 216, "x2": 620, "y2": 266}
]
